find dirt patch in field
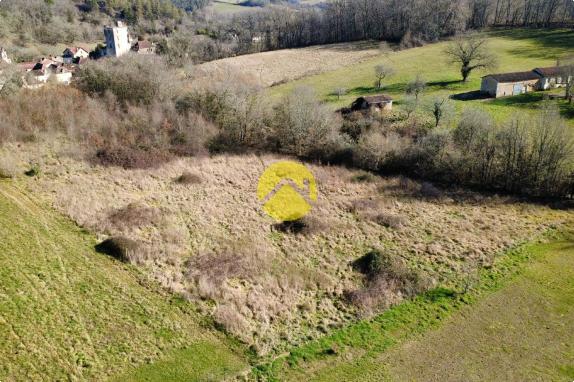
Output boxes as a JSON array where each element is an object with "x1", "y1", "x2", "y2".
[{"x1": 195, "y1": 41, "x2": 380, "y2": 87}]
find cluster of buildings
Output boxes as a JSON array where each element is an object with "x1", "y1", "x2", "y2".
[
  {"x1": 347, "y1": 64, "x2": 572, "y2": 115},
  {"x1": 481, "y1": 66, "x2": 572, "y2": 98},
  {"x1": 1, "y1": 21, "x2": 156, "y2": 89}
]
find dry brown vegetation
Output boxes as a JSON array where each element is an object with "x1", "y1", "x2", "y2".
[
  {"x1": 194, "y1": 41, "x2": 380, "y2": 87},
  {"x1": 1, "y1": 140, "x2": 569, "y2": 355}
]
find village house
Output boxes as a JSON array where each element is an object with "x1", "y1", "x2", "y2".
[
  {"x1": 62, "y1": 47, "x2": 89, "y2": 64},
  {"x1": 23, "y1": 58, "x2": 72, "y2": 88},
  {"x1": 534, "y1": 66, "x2": 572, "y2": 89},
  {"x1": 481, "y1": 65, "x2": 573, "y2": 98},
  {"x1": 480, "y1": 71, "x2": 541, "y2": 98},
  {"x1": 351, "y1": 94, "x2": 393, "y2": 113},
  {"x1": 132, "y1": 40, "x2": 155, "y2": 54}
]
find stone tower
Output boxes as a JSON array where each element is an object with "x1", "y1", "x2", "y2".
[{"x1": 104, "y1": 21, "x2": 131, "y2": 58}]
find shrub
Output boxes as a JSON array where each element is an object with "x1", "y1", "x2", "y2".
[
  {"x1": 272, "y1": 86, "x2": 341, "y2": 158},
  {"x1": 95, "y1": 236, "x2": 142, "y2": 263},
  {"x1": 348, "y1": 250, "x2": 430, "y2": 311},
  {"x1": 185, "y1": 241, "x2": 264, "y2": 289},
  {"x1": 94, "y1": 146, "x2": 174, "y2": 170},
  {"x1": 75, "y1": 55, "x2": 179, "y2": 106},
  {"x1": 174, "y1": 171, "x2": 202, "y2": 185},
  {"x1": 374, "y1": 213, "x2": 407, "y2": 229},
  {"x1": 0, "y1": 159, "x2": 16, "y2": 179},
  {"x1": 214, "y1": 304, "x2": 250, "y2": 334},
  {"x1": 272, "y1": 215, "x2": 327, "y2": 235},
  {"x1": 353, "y1": 131, "x2": 409, "y2": 171},
  {"x1": 351, "y1": 171, "x2": 376, "y2": 183},
  {"x1": 0, "y1": 168, "x2": 13, "y2": 179},
  {"x1": 419, "y1": 181, "x2": 443, "y2": 199},
  {"x1": 347, "y1": 198, "x2": 379, "y2": 214},
  {"x1": 24, "y1": 163, "x2": 40, "y2": 177}
]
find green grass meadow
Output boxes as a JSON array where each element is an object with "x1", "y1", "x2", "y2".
[
  {"x1": 0, "y1": 182, "x2": 247, "y2": 381},
  {"x1": 269, "y1": 29, "x2": 574, "y2": 125}
]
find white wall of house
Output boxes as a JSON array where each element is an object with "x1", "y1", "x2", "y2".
[
  {"x1": 104, "y1": 25, "x2": 131, "y2": 57},
  {"x1": 480, "y1": 77, "x2": 498, "y2": 97},
  {"x1": 481, "y1": 77, "x2": 540, "y2": 98}
]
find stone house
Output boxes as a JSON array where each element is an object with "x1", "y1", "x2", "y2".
[
  {"x1": 25, "y1": 58, "x2": 72, "y2": 87},
  {"x1": 132, "y1": 40, "x2": 155, "y2": 54},
  {"x1": 480, "y1": 71, "x2": 542, "y2": 98},
  {"x1": 351, "y1": 94, "x2": 393, "y2": 112},
  {"x1": 62, "y1": 47, "x2": 89, "y2": 64},
  {"x1": 481, "y1": 66, "x2": 574, "y2": 98},
  {"x1": 534, "y1": 66, "x2": 573, "y2": 89}
]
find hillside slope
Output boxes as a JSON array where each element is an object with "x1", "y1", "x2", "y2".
[
  {"x1": 266, "y1": 29, "x2": 574, "y2": 124},
  {"x1": 258, "y1": 227, "x2": 574, "y2": 381},
  {"x1": 0, "y1": 182, "x2": 247, "y2": 380},
  {"x1": 381, "y1": 237, "x2": 574, "y2": 381}
]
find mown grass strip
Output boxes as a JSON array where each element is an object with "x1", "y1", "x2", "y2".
[{"x1": 253, "y1": 227, "x2": 566, "y2": 381}]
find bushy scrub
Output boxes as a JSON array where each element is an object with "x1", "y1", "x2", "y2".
[{"x1": 348, "y1": 250, "x2": 431, "y2": 312}]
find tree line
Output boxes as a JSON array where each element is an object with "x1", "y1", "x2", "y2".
[{"x1": 208, "y1": 0, "x2": 574, "y2": 55}]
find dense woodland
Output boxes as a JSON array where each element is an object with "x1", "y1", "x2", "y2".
[
  {"x1": 2, "y1": 0, "x2": 574, "y2": 61},
  {"x1": 216, "y1": 0, "x2": 574, "y2": 54}
]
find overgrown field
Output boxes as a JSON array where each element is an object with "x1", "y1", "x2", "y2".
[
  {"x1": 266, "y1": 29, "x2": 574, "y2": 124},
  {"x1": 1, "y1": 139, "x2": 570, "y2": 357},
  {"x1": 256, "y1": 227, "x2": 574, "y2": 381},
  {"x1": 195, "y1": 41, "x2": 380, "y2": 87},
  {"x1": 207, "y1": 0, "x2": 324, "y2": 15},
  {"x1": 0, "y1": 182, "x2": 247, "y2": 380}
]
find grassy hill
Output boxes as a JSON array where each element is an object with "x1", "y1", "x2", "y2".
[
  {"x1": 254, "y1": 226, "x2": 574, "y2": 381},
  {"x1": 268, "y1": 29, "x2": 574, "y2": 124},
  {"x1": 0, "y1": 182, "x2": 247, "y2": 380}
]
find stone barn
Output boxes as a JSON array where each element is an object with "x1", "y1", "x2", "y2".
[
  {"x1": 480, "y1": 71, "x2": 542, "y2": 98},
  {"x1": 351, "y1": 94, "x2": 393, "y2": 113},
  {"x1": 534, "y1": 66, "x2": 573, "y2": 90}
]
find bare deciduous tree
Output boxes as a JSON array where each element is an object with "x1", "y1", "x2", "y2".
[
  {"x1": 334, "y1": 87, "x2": 347, "y2": 100},
  {"x1": 374, "y1": 64, "x2": 394, "y2": 89},
  {"x1": 405, "y1": 75, "x2": 427, "y2": 100},
  {"x1": 560, "y1": 55, "x2": 574, "y2": 104},
  {"x1": 426, "y1": 97, "x2": 455, "y2": 127},
  {"x1": 403, "y1": 95, "x2": 418, "y2": 119},
  {"x1": 444, "y1": 35, "x2": 498, "y2": 82}
]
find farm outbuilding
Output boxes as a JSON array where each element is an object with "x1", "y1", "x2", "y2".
[
  {"x1": 480, "y1": 71, "x2": 542, "y2": 98},
  {"x1": 534, "y1": 66, "x2": 573, "y2": 89},
  {"x1": 351, "y1": 94, "x2": 393, "y2": 112}
]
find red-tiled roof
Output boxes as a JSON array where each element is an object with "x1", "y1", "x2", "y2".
[
  {"x1": 18, "y1": 62, "x2": 36, "y2": 71},
  {"x1": 136, "y1": 40, "x2": 152, "y2": 49}
]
